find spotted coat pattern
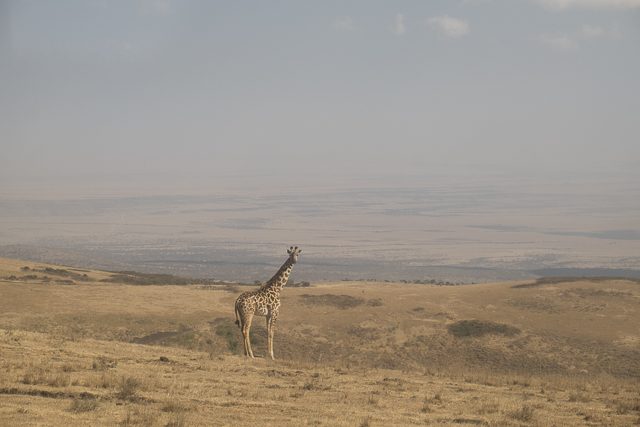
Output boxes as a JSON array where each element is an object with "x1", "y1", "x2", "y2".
[{"x1": 234, "y1": 246, "x2": 301, "y2": 359}]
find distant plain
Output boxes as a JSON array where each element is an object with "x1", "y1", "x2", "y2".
[{"x1": 1, "y1": 175, "x2": 639, "y2": 283}]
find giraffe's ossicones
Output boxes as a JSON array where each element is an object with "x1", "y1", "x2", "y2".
[{"x1": 234, "y1": 246, "x2": 302, "y2": 360}]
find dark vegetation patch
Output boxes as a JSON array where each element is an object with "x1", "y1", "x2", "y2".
[
  {"x1": 101, "y1": 270, "x2": 255, "y2": 287},
  {"x1": 452, "y1": 418, "x2": 486, "y2": 425},
  {"x1": 197, "y1": 283, "x2": 242, "y2": 293},
  {"x1": 448, "y1": 320, "x2": 520, "y2": 338},
  {"x1": 563, "y1": 288, "x2": 632, "y2": 298},
  {"x1": 0, "y1": 387, "x2": 97, "y2": 400},
  {"x1": 102, "y1": 271, "x2": 194, "y2": 286},
  {"x1": 403, "y1": 334, "x2": 563, "y2": 375},
  {"x1": 132, "y1": 331, "x2": 181, "y2": 345},
  {"x1": 299, "y1": 294, "x2": 365, "y2": 309},
  {"x1": 3, "y1": 275, "x2": 49, "y2": 282},
  {"x1": 132, "y1": 325, "x2": 216, "y2": 352},
  {"x1": 212, "y1": 318, "x2": 240, "y2": 353},
  {"x1": 347, "y1": 326, "x2": 381, "y2": 340},
  {"x1": 289, "y1": 281, "x2": 312, "y2": 288},
  {"x1": 513, "y1": 276, "x2": 640, "y2": 289},
  {"x1": 366, "y1": 298, "x2": 384, "y2": 307},
  {"x1": 34, "y1": 267, "x2": 90, "y2": 281}
]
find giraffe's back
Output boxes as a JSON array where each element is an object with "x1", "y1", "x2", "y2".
[{"x1": 236, "y1": 289, "x2": 270, "y2": 316}]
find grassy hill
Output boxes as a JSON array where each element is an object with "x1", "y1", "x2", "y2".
[{"x1": 1, "y1": 257, "x2": 639, "y2": 426}]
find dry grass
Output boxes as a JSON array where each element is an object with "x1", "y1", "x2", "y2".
[{"x1": 0, "y1": 257, "x2": 639, "y2": 425}]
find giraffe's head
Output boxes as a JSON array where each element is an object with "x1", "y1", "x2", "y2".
[{"x1": 287, "y1": 246, "x2": 302, "y2": 264}]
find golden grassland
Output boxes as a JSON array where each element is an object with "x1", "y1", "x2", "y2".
[{"x1": 0, "y1": 257, "x2": 639, "y2": 426}]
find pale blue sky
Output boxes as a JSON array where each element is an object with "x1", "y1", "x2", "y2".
[{"x1": 1, "y1": 0, "x2": 639, "y2": 190}]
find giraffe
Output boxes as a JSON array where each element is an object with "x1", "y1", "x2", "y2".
[{"x1": 234, "y1": 246, "x2": 302, "y2": 360}]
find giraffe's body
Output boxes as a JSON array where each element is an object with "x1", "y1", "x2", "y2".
[{"x1": 234, "y1": 246, "x2": 301, "y2": 359}]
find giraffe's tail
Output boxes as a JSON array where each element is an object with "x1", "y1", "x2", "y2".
[{"x1": 234, "y1": 302, "x2": 240, "y2": 328}]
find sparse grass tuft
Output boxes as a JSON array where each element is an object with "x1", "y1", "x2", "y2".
[
  {"x1": 165, "y1": 413, "x2": 188, "y2": 427},
  {"x1": 92, "y1": 356, "x2": 117, "y2": 371},
  {"x1": 509, "y1": 405, "x2": 535, "y2": 422},
  {"x1": 359, "y1": 416, "x2": 372, "y2": 427},
  {"x1": 20, "y1": 366, "x2": 47, "y2": 385},
  {"x1": 162, "y1": 401, "x2": 189, "y2": 413},
  {"x1": 568, "y1": 392, "x2": 590, "y2": 402},
  {"x1": 21, "y1": 366, "x2": 70, "y2": 387},
  {"x1": 367, "y1": 394, "x2": 379, "y2": 406},
  {"x1": 615, "y1": 399, "x2": 640, "y2": 415},
  {"x1": 119, "y1": 407, "x2": 157, "y2": 426}
]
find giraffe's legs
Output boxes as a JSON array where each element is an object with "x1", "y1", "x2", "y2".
[
  {"x1": 267, "y1": 313, "x2": 278, "y2": 360},
  {"x1": 241, "y1": 314, "x2": 254, "y2": 358}
]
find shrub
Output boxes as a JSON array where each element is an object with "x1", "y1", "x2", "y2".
[
  {"x1": 68, "y1": 399, "x2": 98, "y2": 413},
  {"x1": 116, "y1": 376, "x2": 141, "y2": 401}
]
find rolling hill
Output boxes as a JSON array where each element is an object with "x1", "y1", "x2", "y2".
[{"x1": 1, "y1": 257, "x2": 639, "y2": 426}]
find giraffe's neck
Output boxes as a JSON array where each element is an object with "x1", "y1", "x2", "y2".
[{"x1": 263, "y1": 258, "x2": 294, "y2": 292}]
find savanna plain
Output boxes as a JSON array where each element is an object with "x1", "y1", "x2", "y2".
[{"x1": 0, "y1": 257, "x2": 639, "y2": 426}]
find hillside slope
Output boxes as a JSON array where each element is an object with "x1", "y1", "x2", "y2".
[{"x1": 1, "y1": 257, "x2": 639, "y2": 425}]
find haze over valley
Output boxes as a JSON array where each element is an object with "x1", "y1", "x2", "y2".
[{"x1": 1, "y1": 172, "x2": 638, "y2": 283}]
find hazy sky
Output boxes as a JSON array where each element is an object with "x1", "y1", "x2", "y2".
[{"x1": 1, "y1": 0, "x2": 639, "y2": 190}]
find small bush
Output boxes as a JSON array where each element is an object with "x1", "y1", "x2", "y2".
[
  {"x1": 96, "y1": 372, "x2": 118, "y2": 389},
  {"x1": 116, "y1": 376, "x2": 141, "y2": 401}
]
